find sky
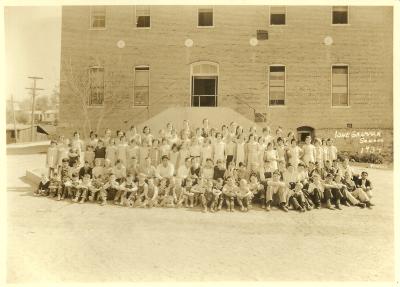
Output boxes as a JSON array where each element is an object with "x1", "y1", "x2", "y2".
[{"x1": 4, "y1": 6, "x2": 61, "y2": 103}]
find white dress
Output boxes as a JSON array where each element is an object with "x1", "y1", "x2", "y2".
[
  {"x1": 288, "y1": 146, "x2": 302, "y2": 169},
  {"x1": 201, "y1": 146, "x2": 213, "y2": 166},
  {"x1": 246, "y1": 142, "x2": 259, "y2": 167},
  {"x1": 117, "y1": 143, "x2": 128, "y2": 166},
  {"x1": 213, "y1": 141, "x2": 226, "y2": 162},
  {"x1": 265, "y1": 149, "x2": 278, "y2": 171},
  {"x1": 302, "y1": 144, "x2": 316, "y2": 165}
]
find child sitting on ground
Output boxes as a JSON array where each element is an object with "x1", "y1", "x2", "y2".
[
  {"x1": 159, "y1": 178, "x2": 177, "y2": 208},
  {"x1": 355, "y1": 171, "x2": 374, "y2": 199},
  {"x1": 199, "y1": 179, "x2": 215, "y2": 213},
  {"x1": 221, "y1": 176, "x2": 237, "y2": 212},
  {"x1": 211, "y1": 178, "x2": 224, "y2": 212},
  {"x1": 99, "y1": 174, "x2": 120, "y2": 206},
  {"x1": 88, "y1": 175, "x2": 103, "y2": 202},
  {"x1": 73, "y1": 173, "x2": 91, "y2": 203},
  {"x1": 119, "y1": 174, "x2": 138, "y2": 206},
  {"x1": 177, "y1": 177, "x2": 195, "y2": 208},
  {"x1": 191, "y1": 177, "x2": 207, "y2": 207},
  {"x1": 236, "y1": 179, "x2": 253, "y2": 212},
  {"x1": 289, "y1": 182, "x2": 311, "y2": 212},
  {"x1": 141, "y1": 178, "x2": 158, "y2": 208},
  {"x1": 48, "y1": 172, "x2": 61, "y2": 198},
  {"x1": 34, "y1": 174, "x2": 50, "y2": 196}
]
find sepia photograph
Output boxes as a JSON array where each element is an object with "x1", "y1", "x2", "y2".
[{"x1": 1, "y1": 0, "x2": 398, "y2": 285}]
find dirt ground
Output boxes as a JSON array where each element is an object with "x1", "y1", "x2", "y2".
[{"x1": 6, "y1": 154, "x2": 394, "y2": 283}]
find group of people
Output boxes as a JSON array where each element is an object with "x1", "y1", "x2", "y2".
[{"x1": 35, "y1": 119, "x2": 375, "y2": 212}]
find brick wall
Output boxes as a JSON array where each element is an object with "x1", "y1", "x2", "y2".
[{"x1": 59, "y1": 5, "x2": 393, "y2": 138}]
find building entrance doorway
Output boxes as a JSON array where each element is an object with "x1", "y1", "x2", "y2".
[
  {"x1": 190, "y1": 61, "x2": 219, "y2": 107},
  {"x1": 191, "y1": 76, "x2": 218, "y2": 107}
]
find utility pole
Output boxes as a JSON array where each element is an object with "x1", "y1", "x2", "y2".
[
  {"x1": 10, "y1": 94, "x2": 18, "y2": 143},
  {"x1": 25, "y1": 76, "x2": 44, "y2": 142}
]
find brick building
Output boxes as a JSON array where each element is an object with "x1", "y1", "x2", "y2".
[{"x1": 59, "y1": 5, "x2": 393, "y2": 156}]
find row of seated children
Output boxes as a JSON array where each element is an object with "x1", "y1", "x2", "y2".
[{"x1": 35, "y1": 154, "x2": 374, "y2": 212}]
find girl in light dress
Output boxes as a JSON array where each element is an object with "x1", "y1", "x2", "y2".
[
  {"x1": 321, "y1": 139, "x2": 329, "y2": 163},
  {"x1": 200, "y1": 138, "x2": 213, "y2": 166},
  {"x1": 189, "y1": 137, "x2": 202, "y2": 158},
  {"x1": 314, "y1": 138, "x2": 324, "y2": 167},
  {"x1": 221, "y1": 125, "x2": 230, "y2": 143},
  {"x1": 287, "y1": 139, "x2": 303, "y2": 170},
  {"x1": 149, "y1": 139, "x2": 161, "y2": 166},
  {"x1": 126, "y1": 125, "x2": 141, "y2": 144},
  {"x1": 236, "y1": 126, "x2": 244, "y2": 139},
  {"x1": 235, "y1": 134, "x2": 245, "y2": 167},
  {"x1": 245, "y1": 134, "x2": 259, "y2": 172},
  {"x1": 159, "y1": 138, "x2": 171, "y2": 158},
  {"x1": 302, "y1": 135, "x2": 316, "y2": 166},
  {"x1": 194, "y1": 128, "x2": 204, "y2": 145},
  {"x1": 257, "y1": 136, "x2": 267, "y2": 169},
  {"x1": 164, "y1": 123, "x2": 173, "y2": 140},
  {"x1": 106, "y1": 138, "x2": 117, "y2": 167},
  {"x1": 213, "y1": 132, "x2": 226, "y2": 163},
  {"x1": 127, "y1": 139, "x2": 140, "y2": 166},
  {"x1": 169, "y1": 143, "x2": 180, "y2": 174},
  {"x1": 177, "y1": 141, "x2": 190, "y2": 168},
  {"x1": 138, "y1": 139, "x2": 150, "y2": 169},
  {"x1": 142, "y1": 126, "x2": 154, "y2": 147},
  {"x1": 102, "y1": 128, "x2": 112, "y2": 147},
  {"x1": 168, "y1": 128, "x2": 180, "y2": 146},
  {"x1": 249, "y1": 126, "x2": 258, "y2": 139},
  {"x1": 264, "y1": 142, "x2": 278, "y2": 171},
  {"x1": 87, "y1": 131, "x2": 98, "y2": 149},
  {"x1": 116, "y1": 135, "x2": 129, "y2": 166},
  {"x1": 275, "y1": 137, "x2": 286, "y2": 166},
  {"x1": 209, "y1": 128, "x2": 217, "y2": 145},
  {"x1": 71, "y1": 131, "x2": 84, "y2": 164}
]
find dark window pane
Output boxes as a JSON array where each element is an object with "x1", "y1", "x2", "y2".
[
  {"x1": 193, "y1": 78, "x2": 216, "y2": 95},
  {"x1": 192, "y1": 96, "x2": 200, "y2": 107},
  {"x1": 269, "y1": 99, "x2": 285, "y2": 106},
  {"x1": 137, "y1": 16, "x2": 150, "y2": 27},
  {"x1": 198, "y1": 12, "x2": 213, "y2": 26},
  {"x1": 270, "y1": 14, "x2": 285, "y2": 25},
  {"x1": 270, "y1": 66, "x2": 285, "y2": 72},
  {"x1": 333, "y1": 11, "x2": 348, "y2": 24},
  {"x1": 200, "y1": 96, "x2": 216, "y2": 107}
]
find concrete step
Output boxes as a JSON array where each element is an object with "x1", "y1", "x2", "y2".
[
  {"x1": 7, "y1": 140, "x2": 50, "y2": 155},
  {"x1": 135, "y1": 107, "x2": 266, "y2": 134}
]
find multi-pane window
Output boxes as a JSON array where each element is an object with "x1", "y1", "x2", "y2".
[
  {"x1": 332, "y1": 6, "x2": 348, "y2": 24},
  {"x1": 332, "y1": 65, "x2": 349, "y2": 106},
  {"x1": 90, "y1": 6, "x2": 106, "y2": 29},
  {"x1": 198, "y1": 8, "x2": 213, "y2": 27},
  {"x1": 134, "y1": 66, "x2": 150, "y2": 106},
  {"x1": 270, "y1": 6, "x2": 286, "y2": 25},
  {"x1": 269, "y1": 66, "x2": 285, "y2": 106},
  {"x1": 89, "y1": 67, "x2": 104, "y2": 106},
  {"x1": 136, "y1": 6, "x2": 151, "y2": 28}
]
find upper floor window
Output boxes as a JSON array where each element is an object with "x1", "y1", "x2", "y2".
[
  {"x1": 270, "y1": 6, "x2": 286, "y2": 25},
  {"x1": 268, "y1": 65, "x2": 286, "y2": 106},
  {"x1": 134, "y1": 66, "x2": 150, "y2": 106},
  {"x1": 89, "y1": 67, "x2": 105, "y2": 106},
  {"x1": 198, "y1": 8, "x2": 213, "y2": 27},
  {"x1": 136, "y1": 6, "x2": 151, "y2": 28},
  {"x1": 332, "y1": 6, "x2": 348, "y2": 24},
  {"x1": 90, "y1": 6, "x2": 106, "y2": 29},
  {"x1": 332, "y1": 65, "x2": 349, "y2": 106}
]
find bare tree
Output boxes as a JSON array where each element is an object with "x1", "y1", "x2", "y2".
[{"x1": 62, "y1": 56, "x2": 122, "y2": 138}]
